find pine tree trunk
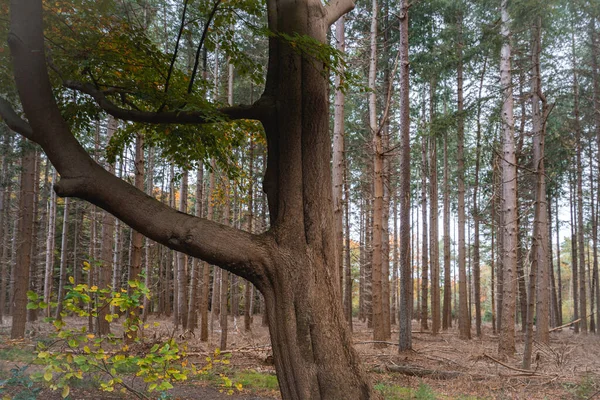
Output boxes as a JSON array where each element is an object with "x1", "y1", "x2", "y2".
[
  {"x1": 498, "y1": 0, "x2": 517, "y2": 358},
  {"x1": 178, "y1": 170, "x2": 189, "y2": 330},
  {"x1": 573, "y1": 22, "x2": 587, "y2": 332},
  {"x1": 11, "y1": 140, "x2": 35, "y2": 339},
  {"x1": 429, "y1": 81, "x2": 440, "y2": 335},
  {"x1": 473, "y1": 56, "x2": 487, "y2": 337},
  {"x1": 332, "y1": 16, "x2": 346, "y2": 299},
  {"x1": 591, "y1": 16, "x2": 600, "y2": 336},
  {"x1": 456, "y1": 9, "x2": 470, "y2": 340},
  {"x1": 398, "y1": 0, "x2": 412, "y2": 351},
  {"x1": 369, "y1": 0, "x2": 385, "y2": 345},
  {"x1": 442, "y1": 119, "x2": 451, "y2": 330},
  {"x1": 420, "y1": 129, "x2": 428, "y2": 332},
  {"x1": 43, "y1": 169, "x2": 57, "y2": 317},
  {"x1": 54, "y1": 197, "x2": 70, "y2": 319},
  {"x1": 531, "y1": 18, "x2": 550, "y2": 344}
]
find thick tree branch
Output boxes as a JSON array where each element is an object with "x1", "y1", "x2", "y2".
[
  {"x1": 0, "y1": 98, "x2": 34, "y2": 139},
  {"x1": 8, "y1": 0, "x2": 271, "y2": 287},
  {"x1": 324, "y1": 0, "x2": 355, "y2": 26},
  {"x1": 64, "y1": 81, "x2": 271, "y2": 124}
]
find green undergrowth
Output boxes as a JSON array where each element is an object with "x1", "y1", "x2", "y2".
[{"x1": 234, "y1": 370, "x2": 279, "y2": 391}]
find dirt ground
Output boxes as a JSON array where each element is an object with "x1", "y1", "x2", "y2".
[{"x1": 1, "y1": 315, "x2": 599, "y2": 399}]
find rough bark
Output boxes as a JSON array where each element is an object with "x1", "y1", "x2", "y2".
[
  {"x1": 11, "y1": 141, "x2": 35, "y2": 338},
  {"x1": 398, "y1": 0, "x2": 412, "y2": 352},
  {"x1": 369, "y1": 0, "x2": 385, "y2": 345},
  {"x1": 498, "y1": 0, "x2": 517, "y2": 359}
]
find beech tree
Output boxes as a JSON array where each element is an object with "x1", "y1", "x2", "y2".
[{"x1": 1, "y1": 1, "x2": 376, "y2": 399}]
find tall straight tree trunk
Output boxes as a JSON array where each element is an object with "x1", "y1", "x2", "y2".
[
  {"x1": 344, "y1": 156, "x2": 353, "y2": 329},
  {"x1": 98, "y1": 117, "x2": 118, "y2": 335},
  {"x1": 178, "y1": 170, "x2": 189, "y2": 330},
  {"x1": 429, "y1": 82, "x2": 440, "y2": 335},
  {"x1": 142, "y1": 146, "x2": 154, "y2": 321},
  {"x1": 245, "y1": 136, "x2": 254, "y2": 332},
  {"x1": 555, "y1": 197, "x2": 563, "y2": 325},
  {"x1": 11, "y1": 140, "x2": 35, "y2": 339},
  {"x1": 456, "y1": 9, "x2": 470, "y2": 340},
  {"x1": 531, "y1": 17, "x2": 550, "y2": 345},
  {"x1": 498, "y1": 0, "x2": 517, "y2": 358},
  {"x1": 200, "y1": 161, "x2": 216, "y2": 341},
  {"x1": 473, "y1": 56, "x2": 487, "y2": 337},
  {"x1": 43, "y1": 169, "x2": 57, "y2": 317},
  {"x1": 398, "y1": 0, "x2": 412, "y2": 351},
  {"x1": 54, "y1": 197, "x2": 70, "y2": 319},
  {"x1": 442, "y1": 119, "x2": 451, "y2": 330},
  {"x1": 332, "y1": 16, "x2": 346, "y2": 298},
  {"x1": 570, "y1": 174, "x2": 580, "y2": 332},
  {"x1": 129, "y1": 133, "x2": 144, "y2": 283},
  {"x1": 0, "y1": 132, "x2": 10, "y2": 322},
  {"x1": 548, "y1": 202, "x2": 560, "y2": 327},
  {"x1": 188, "y1": 163, "x2": 203, "y2": 331},
  {"x1": 592, "y1": 16, "x2": 600, "y2": 335},
  {"x1": 573, "y1": 22, "x2": 587, "y2": 333},
  {"x1": 220, "y1": 187, "x2": 231, "y2": 350},
  {"x1": 420, "y1": 128, "x2": 428, "y2": 332},
  {"x1": 369, "y1": 0, "x2": 385, "y2": 345}
]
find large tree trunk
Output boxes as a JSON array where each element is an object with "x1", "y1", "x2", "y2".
[
  {"x1": 456, "y1": 9, "x2": 470, "y2": 340},
  {"x1": 531, "y1": 17, "x2": 550, "y2": 345},
  {"x1": 592, "y1": 16, "x2": 600, "y2": 336},
  {"x1": 420, "y1": 127, "x2": 429, "y2": 332},
  {"x1": 10, "y1": 140, "x2": 35, "y2": 339},
  {"x1": 398, "y1": 0, "x2": 412, "y2": 352},
  {"x1": 54, "y1": 197, "x2": 70, "y2": 319},
  {"x1": 498, "y1": 0, "x2": 517, "y2": 359},
  {"x1": 332, "y1": 16, "x2": 345, "y2": 300},
  {"x1": 573, "y1": 21, "x2": 587, "y2": 333},
  {"x1": 473, "y1": 56, "x2": 487, "y2": 337},
  {"x1": 442, "y1": 116, "x2": 451, "y2": 330},
  {"x1": 369, "y1": 0, "x2": 385, "y2": 345},
  {"x1": 429, "y1": 81, "x2": 440, "y2": 336}
]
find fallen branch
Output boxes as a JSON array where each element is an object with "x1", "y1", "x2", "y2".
[
  {"x1": 355, "y1": 341, "x2": 397, "y2": 346},
  {"x1": 384, "y1": 364, "x2": 463, "y2": 380},
  {"x1": 483, "y1": 353, "x2": 551, "y2": 376},
  {"x1": 550, "y1": 318, "x2": 581, "y2": 333}
]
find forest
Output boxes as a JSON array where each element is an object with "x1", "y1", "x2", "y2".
[{"x1": 0, "y1": 0, "x2": 599, "y2": 399}]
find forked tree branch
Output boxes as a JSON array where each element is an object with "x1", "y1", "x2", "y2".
[
  {"x1": 64, "y1": 81, "x2": 271, "y2": 124},
  {"x1": 5, "y1": 0, "x2": 271, "y2": 286},
  {"x1": 324, "y1": 0, "x2": 355, "y2": 26}
]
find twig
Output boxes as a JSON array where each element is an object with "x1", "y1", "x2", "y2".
[
  {"x1": 549, "y1": 318, "x2": 581, "y2": 332},
  {"x1": 355, "y1": 341, "x2": 397, "y2": 346},
  {"x1": 483, "y1": 353, "x2": 550, "y2": 376}
]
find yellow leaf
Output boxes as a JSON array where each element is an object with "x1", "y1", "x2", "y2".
[
  {"x1": 62, "y1": 386, "x2": 70, "y2": 398},
  {"x1": 87, "y1": 334, "x2": 95, "y2": 339},
  {"x1": 44, "y1": 371, "x2": 53, "y2": 381},
  {"x1": 83, "y1": 261, "x2": 91, "y2": 271},
  {"x1": 68, "y1": 276, "x2": 74, "y2": 284}
]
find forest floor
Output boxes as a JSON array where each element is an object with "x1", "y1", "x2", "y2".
[{"x1": 0, "y1": 316, "x2": 599, "y2": 399}]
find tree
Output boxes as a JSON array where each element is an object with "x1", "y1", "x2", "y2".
[
  {"x1": 10, "y1": 139, "x2": 35, "y2": 339},
  {"x1": 398, "y1": 0, "x2": 412, "y2": 352},
  {"x1": 456, "y1": 6, "x2": 470, "y2": 340},
  {"x1": 2, "y1": 1, "x2": 376, "y2": 398},
  {"x1": 498, "y1": 0, "x2": 518, "y2": 359}
]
